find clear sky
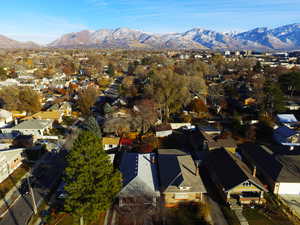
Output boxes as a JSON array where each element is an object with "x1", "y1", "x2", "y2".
[{"x1": 1, "y1": 0, "x2": 300, "y2": 44}]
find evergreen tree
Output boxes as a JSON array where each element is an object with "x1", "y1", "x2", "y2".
[
  {"x1": 253, "y1": 61, "x2": 263, "y2": 72},
  {"x1": 263, "y1": 80, "x2": 285, "y2": 114},
  {"x1": 64, "y1": 131, "x2": 121, "y2": 224},
  {"x1": 103, "y1": 103, "x2": 113, "y2": 115},
  {"x1": 278, "y1": 72, "x2": 300, "y2": 96},
  {"x1": 127, "y1": 62, "x2": 135, "y2": 75},
  {"x1": 83, "y1": 116, "x2": 102, "y2": 138},
  {"x1": 107, "y1": 63, "x2": 115, "y2": 76}
]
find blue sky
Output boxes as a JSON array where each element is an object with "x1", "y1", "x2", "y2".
[{"x1": 1, "y1": 0, "x2": 300, "y2": 44}]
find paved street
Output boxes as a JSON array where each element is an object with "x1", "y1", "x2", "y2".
[{"x1": 0, "y1": 152, "x2": 65, "y2": 225}]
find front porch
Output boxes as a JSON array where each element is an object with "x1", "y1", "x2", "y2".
[{"x1": 227, "y1": 191, "x2": 265, "y2": 207}]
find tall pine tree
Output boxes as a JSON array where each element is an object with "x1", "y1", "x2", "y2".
[
  {"x1": 83, "y1": 116, "x2": 102, "y2": 138},
  {"x1": 64, "y1": 131, "x2": 121, "y2": 224}
]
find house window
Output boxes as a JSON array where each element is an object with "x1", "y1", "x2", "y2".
[
  {"x1": 179, "y1": 186, "x2": 191, "y2": 191},
  {"x1": 243, "y1": 181, "x2": 251, "y2": 187},
  {"x1": 174, "y1": 193, "x2": 188, "y2": 200}
]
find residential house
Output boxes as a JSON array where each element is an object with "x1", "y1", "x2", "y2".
[
  {"x1": 240, "y1": 144, "x2": 300, "y2": 195},
  {"x1": 0, "y1": 79, "x2": 20, "y2": 87},
  {"x1": 170, "y1": 123, "x2": 194, "y2": 130},
  {"x1": 118, "y1": 153, "x2": 160, "y2": 207},
  {"x1": 205, "y1": 148, "x2": 267, "y2": 205},
  {"x1": 0, "y1": 109, "x2": 13, "y2": 128},
  {"x1": 112, "y1": 108, "x2": 131, "y2": 118},
  {"x1": 285, "y1": 101, "x2": 300, "y2": 111},
  {"x1": 199, "y1": 127, "x2": 237, "y2": 153},
  {"x1": 0, "y1": 148, "x2": 25, "y2": 183},
  {"x1": 59, "y1": 102, "x2": 72, "y2": 116},
  {"x1": 155, "y1": 124, "x2": 173, "y2": 137},
  {"x1": 1, "y1": 119, "x2": 53, "y2": 139},
  {"x1": 244, "y1": 97, "x2": 256, "y2": 106},
  {"x1": 22, "y1": 111, "x2": 63, "y2": 123},
  {"x1": 276, "y1": 114, "x2": 299, "y2": 129},
  {"x1": 11, "y1": 111, "x2": 27, "y2": 119},
  {"x1": 102, "y1": 137, "x2": 120, "y2": 151},
  {"x1": 158, "y1": 149, "x2": 207, "y2": 207},
  {"x1": 48, "y1": 102, "x2": 72, "y2": 116},
  {"x1": 273, "y1": 126, "x2": 300, "y2": 149}
]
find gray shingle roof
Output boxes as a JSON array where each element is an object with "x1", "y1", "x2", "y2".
[
  {"x1": 158, "y1": 149, "x2": 207, "y2": 194},
  {"x1": 10, "y1": 119, "x2": 52, "y2": 130},
  {"x1": 118, "y1": 153, "x2": 159, "y2": 198}
]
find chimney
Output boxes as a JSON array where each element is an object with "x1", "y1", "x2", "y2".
[
  {"x1": 253, "y1": 166, "x2": 257, "y2": 177},
  {"x1": 151, "y1": 155, "x2": 156, "y2": 164},
  {"x1": 195, "y1": 160, "x2": 200, "y2": 176},
  {"x1": 195, "y1": 167, "x2": 199, "y2": 176}
]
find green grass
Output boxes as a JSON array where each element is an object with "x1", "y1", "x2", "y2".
[
  {"x1": 164, "y1": 204, "x2": 210, "y2": 225},
  {"x1": 243, "y1": 208, "x2": 294, "y2": 225},
  {"x1": 243, "y1": 208, "x2": 274, "y2": 225}
]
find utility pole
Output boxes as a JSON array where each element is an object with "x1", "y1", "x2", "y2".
[{"x1": 27, "y1": 170, "x2": 38, "y2": 214}]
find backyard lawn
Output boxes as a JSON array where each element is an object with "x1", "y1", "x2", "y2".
[{"x1": 243, "y1": 208, "x2": 294, "y2": 225}]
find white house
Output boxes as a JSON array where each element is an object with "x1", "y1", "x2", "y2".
[
  {"x1": 240, "y1": 144, "x2": 300, "y2": 195},
  {"x1": 0, "y1": 109, "x2": 13, "y2": 128},
  {"x1": 0, "y1": 148, "x2": 25, "y2": 183},
  {"x1": 1, "y1": 119, "x2": 53, "y2": 138},
  {"x1": 155, "y1": 124, "x2": 172, "y2": 137}
]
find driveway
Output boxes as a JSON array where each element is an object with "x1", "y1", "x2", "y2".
[{"x1": 0, "y1": 152, "x2": 65, "y2": 225}]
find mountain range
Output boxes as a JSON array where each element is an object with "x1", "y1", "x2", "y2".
[
  {"x1": 0, "y1": 35, "x2": 40, "y2": 49},
  {"x1": 1, "y1": 23, "x2": 300, "y2": 50}
]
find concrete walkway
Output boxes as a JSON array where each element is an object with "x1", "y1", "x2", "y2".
[
  {"x1": 205, "y1": 196, "x2": 229, "y2": 225},
  {"x1": 232, "y1": 208, "x2": 249, "y2": 225}
]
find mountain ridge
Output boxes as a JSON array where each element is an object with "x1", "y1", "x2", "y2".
[
  {"x1": 0, "y1": 35, "x2": 40, "y2": 49},
  {"x1": 49, "y1": 24, "x2": 300, "y2": 50},
  {"x1": 1, "y1": 23, "x2": 300, "y2": 50}
]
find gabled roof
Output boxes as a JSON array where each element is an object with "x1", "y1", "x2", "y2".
[
  {"x1": 118, "y1": 153, "x2": 159, "y2": 197},
  {"x1": 4, "y1": 119, "x2": 52, "y2": 130},
  {"x1": 155, "y1": 124, "x2": 172, "y2": 132},
  {"x1": 158, "y1": 149, "x2": 207, "y2": 194},
  {"x1": 23, "y1": 111, "x2": 63, "y2": 121},
  {"x1": 273, "y1": 126, "x2": 300, "y2": 146},
  {"x1": 240, "y1": 143, "x2": 300, "y2": 183},
  {"x1": 277, "y1": 114, "x2": 298, "y2": 123},
  {"x1": 199, "y1": 130, "x2": 237, "y2": 149},
  {"x1": 0, "y1": 109, "x2": 12, "y2": 120},
  {"x1": 207, "y1": 148, "x2": 267, "y2": 192}
]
